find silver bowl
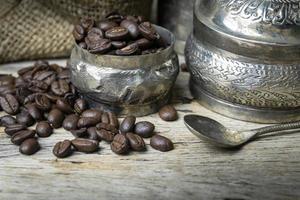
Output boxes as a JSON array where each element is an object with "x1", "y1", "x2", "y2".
[
  {"x1": 185, "y1": 0, "x2": 300, "y2": 123},
  {"x1": 70, "y1": 25, "x2": 179, "y2": 117}
]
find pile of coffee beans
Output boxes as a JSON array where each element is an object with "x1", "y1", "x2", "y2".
[
  {"x1": 0, "y1": 61, "x2": 176, "y2": 158},
  {"x1": 73, "y1": 12, "x2": 167, "y2": 56}
]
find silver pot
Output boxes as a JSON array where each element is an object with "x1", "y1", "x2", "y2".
[
  {"x1": 158, "y1": 0, "x2": 194, "y2": 55},
  {"x1": 70, "y1": 26, "x2": 179, "y2": 117},
  {"x1": 185, "y1": 0, "x2": 300, "y2": 123}
]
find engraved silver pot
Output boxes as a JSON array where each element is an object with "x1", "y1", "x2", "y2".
[
  {"x1": 185, "y1": 0, "x2": 300, "y2": 123},
  {"x1": 70, "y1": 26, "x2": 179, "y2": 117}
]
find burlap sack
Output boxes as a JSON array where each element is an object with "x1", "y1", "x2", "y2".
[{"x1": 0, "y1": 0, "x2": 153, "y2": 63}]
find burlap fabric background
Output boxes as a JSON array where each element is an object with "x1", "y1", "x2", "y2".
[{"x1": 0, "y1": 0, "x2": 153, "y2": 63}]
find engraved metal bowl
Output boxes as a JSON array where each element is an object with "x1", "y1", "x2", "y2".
[
  {"x1": 185, "y1": 0, "x2": 300, "y2": 123},
  {"x1": 70, "y1": 26, "x2": 179, "y2": 117}
]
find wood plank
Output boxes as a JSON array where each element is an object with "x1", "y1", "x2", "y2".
[{"x1": 0, "y1": 60, "x2": 299, "y2": 200}]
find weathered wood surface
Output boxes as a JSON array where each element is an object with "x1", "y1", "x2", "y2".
[{"x1": 0, "y1": 60, "x2": 299, "y2": 200}]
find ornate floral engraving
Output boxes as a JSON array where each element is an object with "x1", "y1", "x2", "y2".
[
  {"x1": 185, "y1": 35, "x2": 300, "y2": 108},
  {"x1": 219, "y1": 0, "x2": 300, "y2": 25}
]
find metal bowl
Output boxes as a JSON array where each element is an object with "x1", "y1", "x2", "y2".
[
  {"x1": 70, "y1": 25, "x2": 179, "y2": 117},
  {"x1": 185, "y1": 0, "x2": 300, "y2": 123}
]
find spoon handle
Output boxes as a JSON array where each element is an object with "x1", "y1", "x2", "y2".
[{"x1": 254, "y1": 121, "x2": 300, "y2": 136}]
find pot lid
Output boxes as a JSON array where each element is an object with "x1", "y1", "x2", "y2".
[{"x1": 194, "y1": 0, "x2": 300, "y2": 61}]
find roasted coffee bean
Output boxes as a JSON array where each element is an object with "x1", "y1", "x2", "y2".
[
  {"x1": 11, "y1": 129, "x2": 36, "y2": 145},
  {"x1": 0, "y1": 74, "x2": 15, "y2": 86},
  {"x1": 0, "y1": 94, "x2": 19, "y2": 115},
  {"x1": 0, "y1": 84, "x2": 15, "y2": 95},
  {"x1": 105, "y1": 11, "x2": 123, "y2": 23},
  {"x1": 0, "y1": 115, "x2": 16, "y2": 127},
  {"x1": 77, "y1": 117, "x2": 100, "y2": 128},
  {"x1": 116, "y1": 43, "x2": 139, "y2": 56},
  {"x1": 16, "y1": 110, "x2": 35, "y2": 127},
  {"x1": 48, "y1": 108, "x2": 65, "y2": 128},
  {"x1": 36, "y1": 121, "x2": 53, "y2": 137},
  {"x1": 45, "y1": 93, "x2": 60, "y2": 102},
  {"x1": 96, "y1": 129, "x2": 115, "y2": 142},
  {"x1": 150, "y1": 135, "x2": 174, "y2": 152},
  {"x1": 111, "y1": 134, "x2": 130, "y2": 155},
  {"x1": 5, "y1": 124, "x2": 27, "y2": 136},
  {"x1": 19, "y1": 138, "x2": 40, "y2": 155},
  {"x1": 111, "y1": 41, "x2": 126, "y2": 49},
  {"x1": 96, "y1": 123, "x2": 119, "y2": 134},
  {"x1": 63, "y1": 114, "x2": 79, "y2": 131},
  {"x1": 80, "y1": 17, "x2": 94, "y2": 32},
  {"x1": 64, "y1": 92, "x2": 76, "y2": 106},
  {"x1": 16, "y1": 87, "x2": 32, "y2": 104},
  {"x1": 158, "y1": 105, "x2": 178, "y2": 121},
  {"x1": 135, "y1": 38, "x2": 153, "y2": 50},
  {"x1": 56, "y1": 99, "x2": 73, "y2": 114},
  {"x1": 71, "y1": 128, "x2": 87, "y2": 138},
  {"x1": 33, "y1": 70, "x2": 56, "y2": 85},
  {"x1": 17, "y1": 66, "x2": 34, "y2": 76},
  {"x1": 35, "y1": 94, "x2": 51, "y2": 111},
  {"x1": 138, "y1": 22, "x2": 160, "y2": 41},
  {"x1": 87, "y1": 27, "x2": 103, "y2": 38},
  {"x1": 88, "y1": 38, "x2": 112, "y2": 54},
  {"x1": 108, "y1": 112, "x2": 119, "y2": 128},
  {"x1": 101, "y1": 112, "x2": 109, "y2": 124},
  {"x1": 98, "y1": 20, "x2": 118, "y2": 32},
  {"x1": 74, "y1": 98, "x2": 88, "y2": 114},
  {"x1": 57, "y1": 69, "x2": 70, "y2": 80},
  {"x1": 134, "y1": 121, "x2": 155, "y2": 138},
  {"x1": 71, "y1": 138, "x2": 99, "y2": 153},
  {"x1": 51, "y1": 79, "x2": 70, "y2": 96},
  {"x1": 126, "y1": 132, "x2": 146, "y2": 151},
  {"x1": 53, "y1": 140, "x2": 73, "y2": 158},
  {"x1": 81, "y1": 109, "x2": 102, "y2": 119},
  {"x1": 24, "y1": 93, "x2": 39, "y2": 105},
  {"x1": 120, "y1": 116, "x2": 136, "y2": 133},
  {"x1": 73, "y1": 25, "x2": 85, "y2": 41},
  {"x1": 120, "y1": 19, "x2": 139, "y2": 39},
  {"x1": 26, "y1": 104, "x2": 43, "y2": 121},
  {"x1": 28, "y1": 80, "x2": 48, "y2": 93},
  {"x1": 15, "y1": 76, "x2": 26, "y2": 88},
  {"x1": 87, "y1": 127, "x2": 100, "y2": 141},
  {"x1": 105, "y1": 26, "x2": 129, "y2": 41}
]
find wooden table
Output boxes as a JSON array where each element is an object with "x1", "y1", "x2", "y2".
[{"x1": 0, "y1": 60, "x2": 299, "y2": 200}]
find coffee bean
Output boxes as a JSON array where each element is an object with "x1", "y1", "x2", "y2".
[
  {"x1": 71, "y1": 128, "x2": 87, "y2": 138},
  {"x1": 77, "y1": 117, "x2": 100, "y2": 128},
  {"x1": 105, "y1": 26, "x2": 129, "y2": 41},
  {"x1": 53, "y1": 140, "x2": 73, "y2": 158},
  {"x1": 105, "y1": 11, "x2": 123, "y2": 23},
  {"x1": 96, "y1": 123, "x2": 119, "y2": 134},
  {"x1": 36, "y1": 121, "x2": 53, "y2": 137},
  {"x1": 101, "y1": 112, "x2": 109, "y2": 124},
  {"x1": 48, "y1": 108, "x2": 65, "y2": 129},
  {"x1": 16, "y1": 110, "x2": 35, "y2": 127},
  {"x1": 26, "y1": 104, "x2": 43, "y2": 121},
  {"x1": 111, "y1": 41, "x2": 127, "y2": 49},
  {"x1": 108, "y1": 112, "x2": 119, "y2": 128},
  {"x1": 120, "y1": 19, "x2": 139, "y2": 39},
  {"x1": 33, "y1": 70, "x2": 56, "y2": 85},
  {"x1": 51, "y1": 79, "x2": 70, "y2": 96},
  {"x1": 0, "y1": 74, "x2": 15, "y2": 86},
  {"x1": 88, "y1": 38, "x2": 112, "y2": 54},
  {"x1": 0, "y1": 84, "x2": 15, "y2": 95},
  {"x1": 116, "y1": 43, "x2": 139, "y2": 56},
  {"x1": 63, "y1": 114, "x2": 79, "y2": 131},
  {"x1": 0, "y1": 115, "x2": 16, "y2": 127},
  {"x1": 138, "y1": 22, "x2": 160, "y2": 41},
  {"x1": 134, "y1": 121, "x2": 155, "y2": 138},
  {"x1": 87, "y1": 27, "x2": 103, "y2": 38},
  {"x1": 126, "y1": 132, "x2": 146, "y2": 151},
  {"x1": 80, "y1": 17, "x2": 94, "y2": 32},
  {"x1": 120, "y1": 116, "x2": 136, "y2": 133},
  {"x1": 28, "y1": 80, "x2": 48, "y2": 93},
  {"x1": 158, "y1": 105, "x2": 178, "y2": 121},
  {"x1": 19, "y1": 138, "x2": 40, "y2": 155},
  {"x1": 135, "y1": 38, "x2": 153, "y2": 50},
  {"x1": 24, "y1": 93, "x2": 39, "y2": 105},
  {"x1": 45, "y1": 93, "x2": 60, "y2": 103},
  {"x1": 11, "y1": 129, "x2": 36, "y2": 145},
  {"x1": 56, "y1": 99, "x2": 73, "y2": 114},
  {"x1": 86, "y1": 127, "x2": 100, "y2": 141},
  {"x1": 71, "y1": 138, "x2": 99, "y2": 153},
  {"x1": 150, "y1": 135, "x2": 174, "y2": 152},
  {"x1": 57, "y1": 70, "x2": 70, "y2": 80},
  {"x1": 0, "y1": 94, "x2": 19, "y2": 115},
  {"x1": 111, "y1": 134, "x2": 130, "y2": 155},
  {"x1": 96, "y1": 129, "x2": 115, "y2": 142},
  {"x1": 98, "y1": 20, "x2": 118, "y2": 32},
  {"x1": 74, "y1": 98, "x2": 88, "y2": 114},
  {"x1": 81, "y1": 109, "x2": 102, "y2": 119},
  {"x1": 35, "y1": 94, "x2": 51, "y2": 111},
  {"x1": 5, "y1": 124, "x2": 27, "y2": 136},
  {"x1": 73, "y1": 25, "x2": 85, "y2": 41}
]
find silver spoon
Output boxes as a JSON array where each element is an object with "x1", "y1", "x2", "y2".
[{"x1": 184, "y1": 114, "x2": 300, "y2": 148}]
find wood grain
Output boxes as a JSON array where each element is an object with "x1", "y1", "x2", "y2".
[{"x1": 0, "y1": 60, "x2": 299, "y2": 200}]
